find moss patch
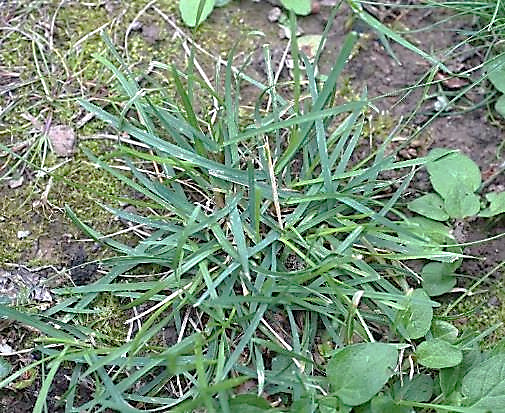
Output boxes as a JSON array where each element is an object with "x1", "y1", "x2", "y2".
[
  {"x1": 454, "y1": 281, "x2": 505, "y2": 348},
  {"x1": 0, "y1": 0, "x2": 255, "y2": 267}
]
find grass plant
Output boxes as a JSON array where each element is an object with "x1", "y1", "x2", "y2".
[{"x1": 1, "y1": 2, "x2": 505, "y2": 413}]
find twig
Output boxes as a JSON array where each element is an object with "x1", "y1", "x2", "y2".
[
  {"x1": 260, "y1": 318, "x2": 301, "y2": 368},
  {"x1": 264, "y1": 137, "x2": 284, "y2": 230},
  {"x1": 177, "y1": 308, "x2": 191, "y2": 343},
  {"x1": 125, "y1": 282, "x2": 193, "y2": 324},
  {"x1": 266, "y1": 39, "x2": 290, "y2": 113},
  {"x1": 76, "y1": 223, "x2": 151, "y2": 242},
  {"x1": 124, "y1": 0, "x2": 159, "y2": 64},
  {"x1": 479, "y1": 160, "x2": 505, "y2": 193}
]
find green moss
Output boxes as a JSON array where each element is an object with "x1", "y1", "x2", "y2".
[
  {"x1": 51, "y1": 143, "x2": 123, "y2": 212},
  {"x1": 0, "y1": 142, "x2": 128, "y2": 265},
  {"x1": 335, "y1": 76, "x2": 360, "y2": 101},
  {"x1": 83, "y1": 293, "x2": 131, "y2": 345},
  {"x1": 0, "y1": 184, "x2": 47, "y2": 263},
  {"x1": 363, "y1": 112, "x2": 396, "y2": 142},
  {"x1": 0, "y1": 0, "x2": 201, "y2": 266},
  {"x1": 453, "y1": 281, "x2": 505, "y2": 348}
]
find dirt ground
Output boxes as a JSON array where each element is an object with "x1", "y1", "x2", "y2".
[{"x1": 1, "y1": 0, "x2": 504, "y2": 410}]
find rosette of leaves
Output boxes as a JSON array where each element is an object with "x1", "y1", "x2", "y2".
[
  {"x1": 408, "y1": 148, "x2": 505, "y2": 220},
  {"x1": 408, "y1": 148, "x2": 481, "y2": 220}
]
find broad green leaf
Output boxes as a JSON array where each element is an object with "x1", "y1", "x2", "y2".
[
  {"x1": 440, "y1": 344, "x2": 482, "y2": 396},
  {"x1": 318, "y1": 396, "x2": 351, "y2": 413},
  {"x1": 0, "y1": 358, "x2": 11, "y2": 380},
  {"x1": 426, "y1": 149, "x2": 481, "y2": 198},
  {"x1": 480, "y1": 191, "x2": 505, "y2": 217},
  {"x1": 280, "y1": 0, "x2": 312, "y2": 16},
  {"x1": 407, "y1": 193, "x2": 449, "y2": 221},
  {"x1": 290, "y1": 398, "x2": 317, "y2": 413},
  {"x1": 227, "y1": 394, "x2": 272, "y2": 412},
  {"x1": 179, "y1": 0, "x2": 215, "y2": 27},
  {"x1": 486, "y1": 55, "x2": 505, "y2": 93},
  {"x1": 416, "y1": 339, "x2": 462, "y2": 369},
  {"x1": 370, "y1": 394, "x2": 409, "y2": 413},
  {"x1": 271, "y1": 354, "x2": 293, "y2": 375},
  {"x1": 421, "y1": 262, "x2": 456, "y2": 297},
  {"x1": 431, "y1": 320, "x2": 459, "y2": 343},
  {"x1": 319, "y1": 397, "x2": 352, "y2": 413},
  {"x1": 495, "y1": 94, "x2": 505, "y2": 118},
  {"x1": 401, "y1": 217, "x2": 453, "y2": 244},
  {"x1": 444, "y1": 391, "x2": 464, "y2": 407},
  {"x1": 443, "y1": 186, "x2": 481, "y2": 219},
  {"x1": 462, "y1": 353, "x2": 505, "y2": 412},
  {"x1": 392, "y1": 374, "x2": 433, "y2": 402},
  {"x1": 327, "y1": 342, "x2": 398, "y2": 406},
  {"x1": 396, "y1": 289, "x2": 433, "y2": 340}
]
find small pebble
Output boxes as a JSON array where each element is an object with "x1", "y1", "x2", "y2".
[
  {"x1": 130, "y1": 21, "x2": 142, "y2": 31},
  {"x1": 0, "y1": 343, "x2": 14, "y2": 354},
  {"x1": 17, "y1": 230, "x2": 30, "y2": 239},
  {"x1": 8, "y1": 176, "x2": 24, "y2": 189},
  {"x1": 91, "y1": 242, "x2": 101, "y2": 253},
  {"x1": 278, "y1": 25, "x2": 303, "y2": 40},
  {"x1": 407, "y1": 148, "x2": 418, "y2": 157},
  {"x1": 311, "y1": 1, "x2": 320, "y2": 14},
  {"x1": 399, "y1": 149, "x2": 411, "y2": 159},
  {"x1": 48, "y1": 125, "x2": 76, "y2": 157},
  {"x1": 268, "y1": 7, "x2": 282, "y2": 23},
  {"x1": 488, "y1": 296, "x2": 501, "y2": 307}
]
